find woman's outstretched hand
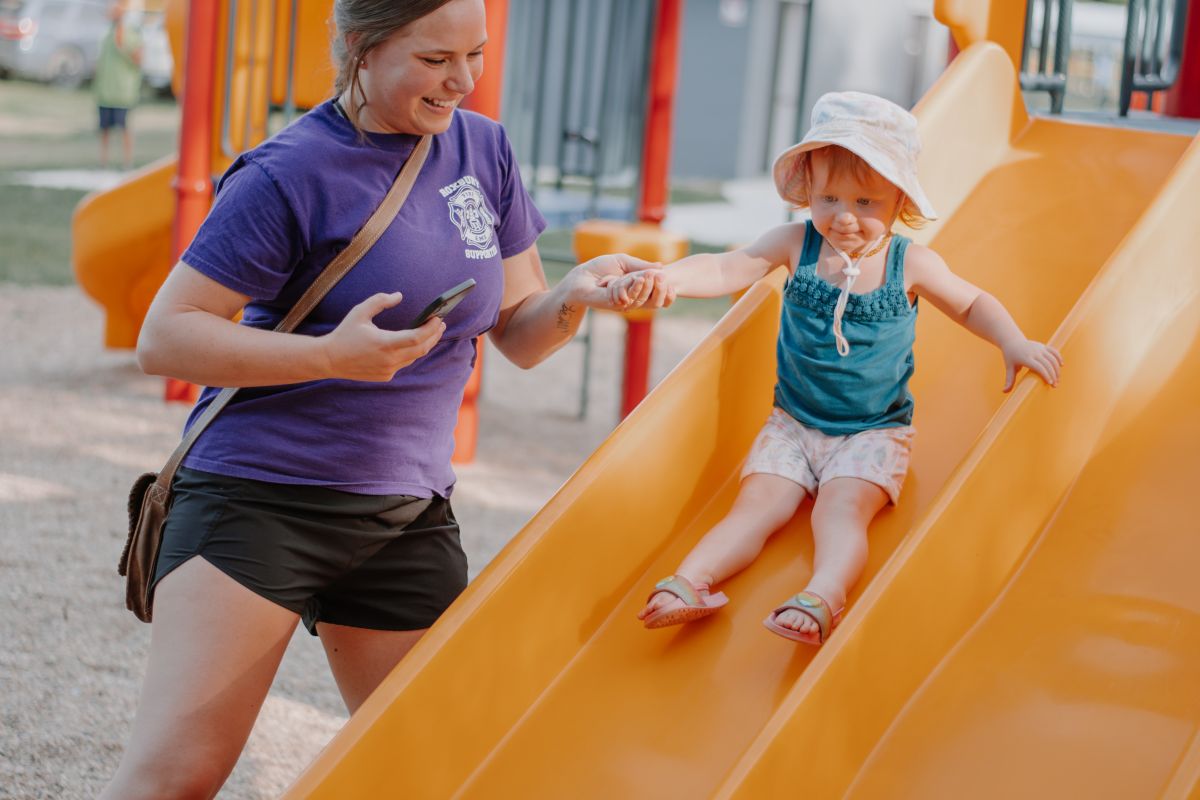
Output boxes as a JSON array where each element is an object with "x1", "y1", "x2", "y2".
[
  {"x1": 568, "y1": 254, "x2": 676, "y2": 309},
  {"x1": 321, "y1": 292, "x2": 446, "y2": 382}
]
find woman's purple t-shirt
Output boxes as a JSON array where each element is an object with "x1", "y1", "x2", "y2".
[{"x1": 179, "y1": 103, "x2": 546, "y2": 497}]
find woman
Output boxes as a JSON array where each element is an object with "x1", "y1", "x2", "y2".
[{"x1": 100, "y1": 1, "x2": 669, "y2": 796}]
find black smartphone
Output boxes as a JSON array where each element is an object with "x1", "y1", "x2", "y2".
[{"x1": 412, "y1": 278, "x2": 477, "y2": 327}]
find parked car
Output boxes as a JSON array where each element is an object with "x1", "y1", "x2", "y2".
[
  {"x1": 139, "y1": 10, "x2": 172, "y2": 95},
  {"x1": 0, "y1": 0, "x2": 109, "y2": 88}
]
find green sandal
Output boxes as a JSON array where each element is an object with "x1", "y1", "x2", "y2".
[
  {"x1": 763, "y1": 591, "x2": 844, "y2": 644},
  {"x1": 642, "y1": 574, "x2": 729, "y2": 629}
]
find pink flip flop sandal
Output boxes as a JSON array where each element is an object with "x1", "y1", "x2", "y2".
[
  {"x1": 642, "y1": 574, "x2": 729, "y2": 629},
  {"x1": 763, "y1": 590, "x2": 844, "y2": 645}
]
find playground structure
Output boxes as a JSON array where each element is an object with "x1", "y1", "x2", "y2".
[
  {"x1": 72, "y1": 0, "x2": 334, "y2": 351},
  {"x1": 66, "y1": 0, "x2": 1200, "y2": 795}
]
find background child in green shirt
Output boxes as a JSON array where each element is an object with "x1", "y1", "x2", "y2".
[{"x1": 94, "y1": 2, "x2": 142, "y2": 170}]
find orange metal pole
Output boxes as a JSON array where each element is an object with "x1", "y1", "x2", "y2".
[
  {"x1": 452, "y1": 0, "x2": 509, "y2": 463},
  {"x1": 464, "y1": 0, "x2": 508, "y2": 119},
  {"x1": 621, "y1": 0, "x2": 683, "y2": 419},
  {"x1": 164, "y1": 0, "x2": 220, "y2": 404}
]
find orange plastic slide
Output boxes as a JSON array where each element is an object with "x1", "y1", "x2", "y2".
[
  {"x1": 719, "y1": 115, "x2": 1200, "y2": 800},
  {"x1": 282, "y1": 29, "x2": 1200, "y2": 800},
  {"x1": 72, "y1": 158, "x2": 176, "y2": 347}
]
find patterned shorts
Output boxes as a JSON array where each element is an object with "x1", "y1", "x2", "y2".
[{"x1": 741, "y1": 408, "x2": 916, "y2": 504}]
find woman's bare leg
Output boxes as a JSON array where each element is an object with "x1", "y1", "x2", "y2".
[
  {"x1": 318, "y1": 624, "x2": 427, "y2": 713},
  {"x1": 100, "y1": 558, "x2": 299, "y2": 800}
]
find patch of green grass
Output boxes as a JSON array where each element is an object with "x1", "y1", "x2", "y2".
[
  {"x1": 0, "y1": 126, "x2": 179, "y2": 172},
  {"x1": 538, "y1": 177, "x2": 726, "y2": 206},
  {"x1": 0, "y1": 78, "x2": 178, "y2": 171},
  {"x1": 668, "y1": 182, "x2": 727, "y2": 204},
  {"x1": 0, "y1": 184, "x2": 88, "y2": 285},
  {"x1": 0, "y1": 79, "x2": 180, "y2": 285}
]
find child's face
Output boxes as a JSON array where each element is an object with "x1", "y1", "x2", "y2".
[{"x1": 807, "y1": 148, "x2": 903, "y2": 254}]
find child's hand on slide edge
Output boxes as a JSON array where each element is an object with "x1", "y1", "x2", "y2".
[{"x1": 1002, "y1": 339, "x2": 1063, "y2": 392}]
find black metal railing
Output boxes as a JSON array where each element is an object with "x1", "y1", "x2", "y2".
[
  {"x1": 1119, "y1": 0, "x2": 1191, "y2": 114},
  {"x1": 1021, "y1": 0, "x2": 1193, "y2": 116},
  {"x1": 1021, "y1": 0, "x2": 1075, "y2": 113},
  {"x1": 502, "y1": 0, "x2": 655, "y2": 216}
]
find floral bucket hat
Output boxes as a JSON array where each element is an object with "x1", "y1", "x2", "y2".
[{"x1": 771, "y1": 91, "x2": 938, "y2": 220}]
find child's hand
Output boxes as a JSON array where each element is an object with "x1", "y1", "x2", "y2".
[
  {"x1": 1002, "y1": 339, "x2": 1063, "y2": 392},
  {"x1": 600, "y1": 270, "x2": 668, "y2": 310}
]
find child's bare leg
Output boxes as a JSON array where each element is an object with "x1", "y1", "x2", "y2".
[
  {"x1": 121, "y1": 126, "x2": 133, "y2": 170},
  {"x1": 774, "y1": 477, "x2": 888, "y2": 635},
  {"x1": 638, "y1": 473, "x2": 806, "y2": 620}
]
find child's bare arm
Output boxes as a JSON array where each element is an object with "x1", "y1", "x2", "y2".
[
  {"x1": 908, "y1": 245, "x2": 1063, "y2": 391},
  {"x1": 603, "y1": 223, "x2": 801, "y2": 308},
  {"x1": 658, "y1": 222, "x2": 803, "y2": 298}
]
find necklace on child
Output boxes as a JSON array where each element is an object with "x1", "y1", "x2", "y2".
[
  {"x1": 849, "y1": 234, "x2": 891, "y2": 260},
  {"x1": 818, "y1": 233, "x2": 891, "y2": 282}
]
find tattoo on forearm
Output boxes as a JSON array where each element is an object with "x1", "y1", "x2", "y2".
[{"x1": 555, "y1": 302, "x2": 578, "y2": 332}]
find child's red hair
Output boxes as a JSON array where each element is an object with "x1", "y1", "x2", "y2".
[{"x1": 778, "y1": 145, "x2": 928, "y2": 229}]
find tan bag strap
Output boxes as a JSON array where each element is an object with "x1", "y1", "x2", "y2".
[{"x1": 153, "y1": 133, "x2": 432, "y2": 490}]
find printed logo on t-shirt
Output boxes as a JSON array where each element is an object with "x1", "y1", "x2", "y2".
[{"x1": 439, "y1": 176, "x2": 498, "y2": 260}]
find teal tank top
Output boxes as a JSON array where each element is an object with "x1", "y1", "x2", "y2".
[{"x1": 774, "y1": 220, "x2": 918, "y2": 435}]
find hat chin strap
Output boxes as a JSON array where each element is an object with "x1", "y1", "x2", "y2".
[{"x1": 823, "y1": 234, "x2": 884, "y2": 357}]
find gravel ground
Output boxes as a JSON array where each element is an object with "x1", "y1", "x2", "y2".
[{"x1": 0, "y1": 285, "x2": 713, "y2": 799}]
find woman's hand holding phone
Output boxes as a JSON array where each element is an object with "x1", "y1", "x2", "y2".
[
  {"x1": 411, "y1": 278, "x2": 477, "y2": 327},
  {"x1": 320, "y1": 291, "x2": 446, "y2": 382}
]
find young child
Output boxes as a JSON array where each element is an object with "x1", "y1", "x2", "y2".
[{"x1": 609, "y1": 92, "x2": 1063, "y2": 645}]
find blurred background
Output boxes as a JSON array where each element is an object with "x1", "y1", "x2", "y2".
[{"x1": 0, "y1": 0, "x2": 1147, "y2": 290}]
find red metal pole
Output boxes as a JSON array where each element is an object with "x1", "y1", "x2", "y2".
[
  {"x1": 164, "y1": 0, "x2": 220, "y2": 404},
  {"x1": 452, "y1": 0, "x2": 508, "y2": 463},
  {"x1": 1165, "y1": 1, "x2": 1200, "y2": 118},
  {"x1": 621, "y1": 310, "x2": 654, "y2": 414},
  {"x1": 638, "y1": 0, "x2": 682, "y2": 225},
  {"x1": 620, "y1": 0, "x2": 683, "y2": 419}
]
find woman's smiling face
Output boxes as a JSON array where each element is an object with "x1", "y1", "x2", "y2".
[{"x1": 351, "y1": 0, "x2": 487, "y2": 135}]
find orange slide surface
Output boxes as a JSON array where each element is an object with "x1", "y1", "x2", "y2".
[{"x1": 281, "y1": 35, "x2": 1200, "y2": 800}]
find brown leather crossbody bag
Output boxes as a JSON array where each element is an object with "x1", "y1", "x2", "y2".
[{"x1": 119, "y1": 134, "x2": 431, "y2": 622}]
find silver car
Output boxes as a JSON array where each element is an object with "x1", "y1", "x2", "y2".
[
  {"x1": 139, "y1": 10, "x2": 172, "y2": 94},
  {"x1": 0, "y1": 0, "x2": 110, "y2": 88}
]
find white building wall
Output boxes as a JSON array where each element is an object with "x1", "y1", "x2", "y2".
[{"x1": 672, "y1": 0, "x2": 950, "y2": 179}]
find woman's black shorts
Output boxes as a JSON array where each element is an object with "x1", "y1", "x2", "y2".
[{"x1": 152, "y1": 467, "x2": 468, "y2": 634}]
